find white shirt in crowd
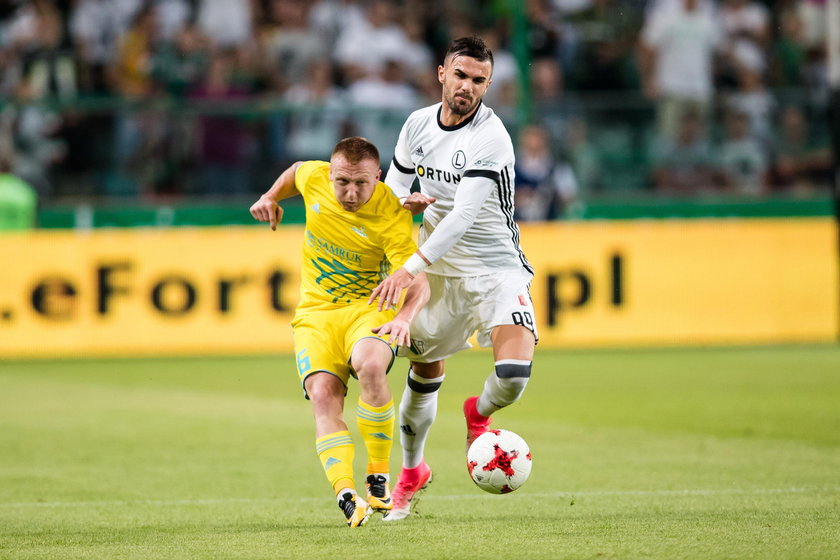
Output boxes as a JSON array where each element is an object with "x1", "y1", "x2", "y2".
[{"x1": 641, "y1": 0, "x2": 721, "y2": 100}]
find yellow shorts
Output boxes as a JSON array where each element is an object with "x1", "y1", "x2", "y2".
[{"x1": 292, "y1": 301, "x2": 396, "y2": 398}]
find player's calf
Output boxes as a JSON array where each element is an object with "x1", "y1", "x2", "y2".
[{"x1": 476, "y1": 359, "x2": 532, "y2": 416}]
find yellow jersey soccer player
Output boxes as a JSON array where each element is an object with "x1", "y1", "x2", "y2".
[{"x1": 250, "y1": 137, "x2": 429, "y2": 528}]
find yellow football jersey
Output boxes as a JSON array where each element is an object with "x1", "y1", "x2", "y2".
[{"x1": 294, "y1": 160, "x2": 416, "y2": 308}]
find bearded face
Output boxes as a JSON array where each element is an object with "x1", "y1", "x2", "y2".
[{"x1": 439, "y1": 55, "x2": 493, "y2": 118}]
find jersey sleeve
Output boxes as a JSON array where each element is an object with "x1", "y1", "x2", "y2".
[
  {"x1": 294, "y1": 160, "x2": 327, "y2": 198},
  {"x1": 384, "y1": 120, "x2": 415, "y2": 199},
  {"x1": 415, "y1": 174, "x2": 495, "y2": 264},
  {"x1": 463, "y1": 123, "x2": 514, "y2": 184}
]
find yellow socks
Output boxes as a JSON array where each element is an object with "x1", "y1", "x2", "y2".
[
  {"x1": 356, "y1": 398, "x2": 394, "y2": 476},
  {"x1": 316, "y1": 430, "x2": 355, "y2": 495},
  {"x1": 315, "y1": 400, "x2": 393, "y2": 496}
]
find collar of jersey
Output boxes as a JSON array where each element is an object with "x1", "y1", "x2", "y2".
[{"x1": 437, "y1": 101, "x2": 482, "y2": 131}]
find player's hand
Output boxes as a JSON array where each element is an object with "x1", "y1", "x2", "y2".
[
  {"x1": 401, "y1": 192, "x2": 436, "y2": 216},
  {"x1": 250, "y1": 195, "x2": 284, "y2": 230},
  {"x1": 368, "y1": 268, "x2": 414, "y2": 311},
  {"x1": 371, "y1": 317, "x2": 412, "y2": 347}
]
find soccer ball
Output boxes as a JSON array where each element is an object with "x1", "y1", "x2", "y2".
[{"x1": 467, "y1": 429, "x2": 532, "y2": 494}]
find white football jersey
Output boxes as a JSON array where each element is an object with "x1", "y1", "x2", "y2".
[{"x1": 387, "y1": 102, "x2": 533, "y2": 277}]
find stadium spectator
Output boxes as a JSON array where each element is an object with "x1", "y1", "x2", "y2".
[
  {"x1": 771, "y1": 7, "x2": 809, "y2": 88},
  {"x1": 153, "y1": 21, "x2": 211, "y2": 98},
  {"x1": 0, "y1": 148, "x2": 38, "y2": 230},
  {"x1": 3, "y1": 0, "x2": 76, "y2": 100},
  {"x1": 259, "y1": 0, "x2": 327, "y2": 93},
  {"x1": 719, "y1": 0, "x2": 770, "y2": 47},
  {"x1": 308, "y1": 0, "x2": 366, "y2": 49},
  {"x1": 189, "y1": 49, "x2": 253, "y2": 196},
  {"x1": 795, "y1": 0, "x2": 831, "y2": 94},
  {"x1": 564, "y1": 116, "x2": 600, "y2": 195},
  {"x1": 477, "y1": 27, "x2": 519, "y2": 122},
  {"x1": 332, "y1": 0, "x2": 411, "y2": 84},
  {"x1": 717, "y1": 0, "x2": 771, "y2": 88},
  {"x1": 106, "y1": 3, "x2": 167, "y2": 196},
  {"x1": 651, "y1": 109, "x2": 722, "y2": 194},
  {"x1": 530, "y1": 56, "x2": 582, "y2": 144},
  {"x1": 525, "y1": 0, "x2": 572, "y2": 64},
  {"x1": 346, "y1": 58, "x2": 418, "y2": 163},
  {"x1": 400, "y1": 17, "x2": 434, "y2": 77},
  {"x1": 281, "y1": 60, "x2": 348, "y2": 161},
  {"x1": 719, "y1": 109, "x2": 768, "y2": 194},
  {"x1": 770, "y1": 104, "x2": 833, "y2": 193},
  {"x1": 796, "y1": 0, "x2": 828, "y2": 50},
  {"x1": 638, "y1": 0, "x2": 721, "y2": 143},
  {"x1": 112, "y1": 4, "x2": 158, "y2": 98},
  {"x1": 154, "y1": 0, "x2": 192, "y2": 41},
  {"x1": 69, "y1": 0, "x2": 128, "y2": 94},
  {"x1": 195, "y1": 0, "x2": 256, "y2": 51},
  {"x1": 724, "y1": 64, "x2": 776, "y2": 145},
  {"x1": 1, "y1": 77, "x2": 66, "y2": 197},
  {"x1": 563, "y1": 0, "x2": 645, "y2": 91},
  {"x1": 514, "y1": 124, "x2": 579, "y2": 221}
]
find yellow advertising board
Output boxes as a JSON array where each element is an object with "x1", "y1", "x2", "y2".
[
  {"x1": 0, "y1": 218, "x2": 837, "y2": 358},
  {"x1": 0, "y1": 227, "x2": 302, "y2": 357},
  {"x1": 522, "y1": 218, "x2": 838, "y2": 347}
]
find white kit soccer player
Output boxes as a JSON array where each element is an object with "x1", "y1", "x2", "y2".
[
  {"x1": 385, "y1": 99, "x2": 537, "y2": 357},
  {"x1": 373, "y1": 36, "x2": 538, "y2": 522}
]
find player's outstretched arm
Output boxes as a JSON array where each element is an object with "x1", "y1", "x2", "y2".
[
  {"x1": 368, "y1": 251, "x2": 431, "y2": 312},
  {"x1": 249, "y1": 162, "x2": 302, "y2": 230},
  {"x1": 371, "y1": 272, "x2": 430, "y2": 346}
]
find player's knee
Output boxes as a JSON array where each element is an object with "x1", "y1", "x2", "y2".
[
  {"x1": 305, "y1": 373, "x2": 345, "y2": 405},
  {"x1": 352, "y1": 351, "x2": 391, "y2": 380},
  {"x1": 355, "y1": 360, "x2": 391, "y2": 408},
  {"x1": 351, "y1": 338, "x2": 393, "y2": 377},
  {"x1": 492, "y1": 360, "x2": 531, "y2": 404},
  {"x1": 406, "y1": 367, "x2": 444, "y2": 395}
]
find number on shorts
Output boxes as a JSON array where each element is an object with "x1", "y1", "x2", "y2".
[
  {"x1": 511, "y1": 311, "x2": 534, "y2": 330},
  {"x1": 296, "y1": 349, "x2": 311, "y2": 374}
]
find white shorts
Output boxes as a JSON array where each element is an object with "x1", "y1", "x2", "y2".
[{"x1": 399, "y1": 268, "x2": 538, "y2": 363}]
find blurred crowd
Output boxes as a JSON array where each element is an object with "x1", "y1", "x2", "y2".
[{"x1": 0, "y1": 0, "x2": 835, "y2": 221}]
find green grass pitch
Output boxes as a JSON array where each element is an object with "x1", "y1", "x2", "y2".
[{"x1": 1, "y1": 345, "x2": 839, "y2": 559}]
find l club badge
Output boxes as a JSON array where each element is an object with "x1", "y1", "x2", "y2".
[{"x1": 451, "y1": 150, "x2": 466, "y2": 169}]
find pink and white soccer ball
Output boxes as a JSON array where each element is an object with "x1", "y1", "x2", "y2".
[{"x1": 467, "y1": 429, "x2": 532, "y2": 494}]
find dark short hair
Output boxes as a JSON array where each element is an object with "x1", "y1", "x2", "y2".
[
  {"x1": 332, "y1": 136, "x2": 380, "y2": 165},
  {"x1": 445, "y1": 36, "x2": 494, "y2": 68}
]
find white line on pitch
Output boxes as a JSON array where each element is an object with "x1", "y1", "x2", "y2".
[{"x1": 1, "y1": 487, "x2": 837, "y2": 509}]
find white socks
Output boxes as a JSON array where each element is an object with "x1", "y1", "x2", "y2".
[
  {"x1": 399, "y1": 368, "x2": 444, "y2": 469},
  {"x1": 476, "y1": 359, "x2": 532, "y2": 417}
]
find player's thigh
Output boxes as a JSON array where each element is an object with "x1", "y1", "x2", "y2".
[
  {"x1": 472, "y1": 269, "x2": 538, "y2": 353},
  {"x1": 398, "y1": 274, "x2": 474, "y2": 363},
  {"x1": 490, "y1": 324, "x2": 536, "y2": 362},
  {"x1": 293, "y1": 312, "x2": 351, "y2": 398}
]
